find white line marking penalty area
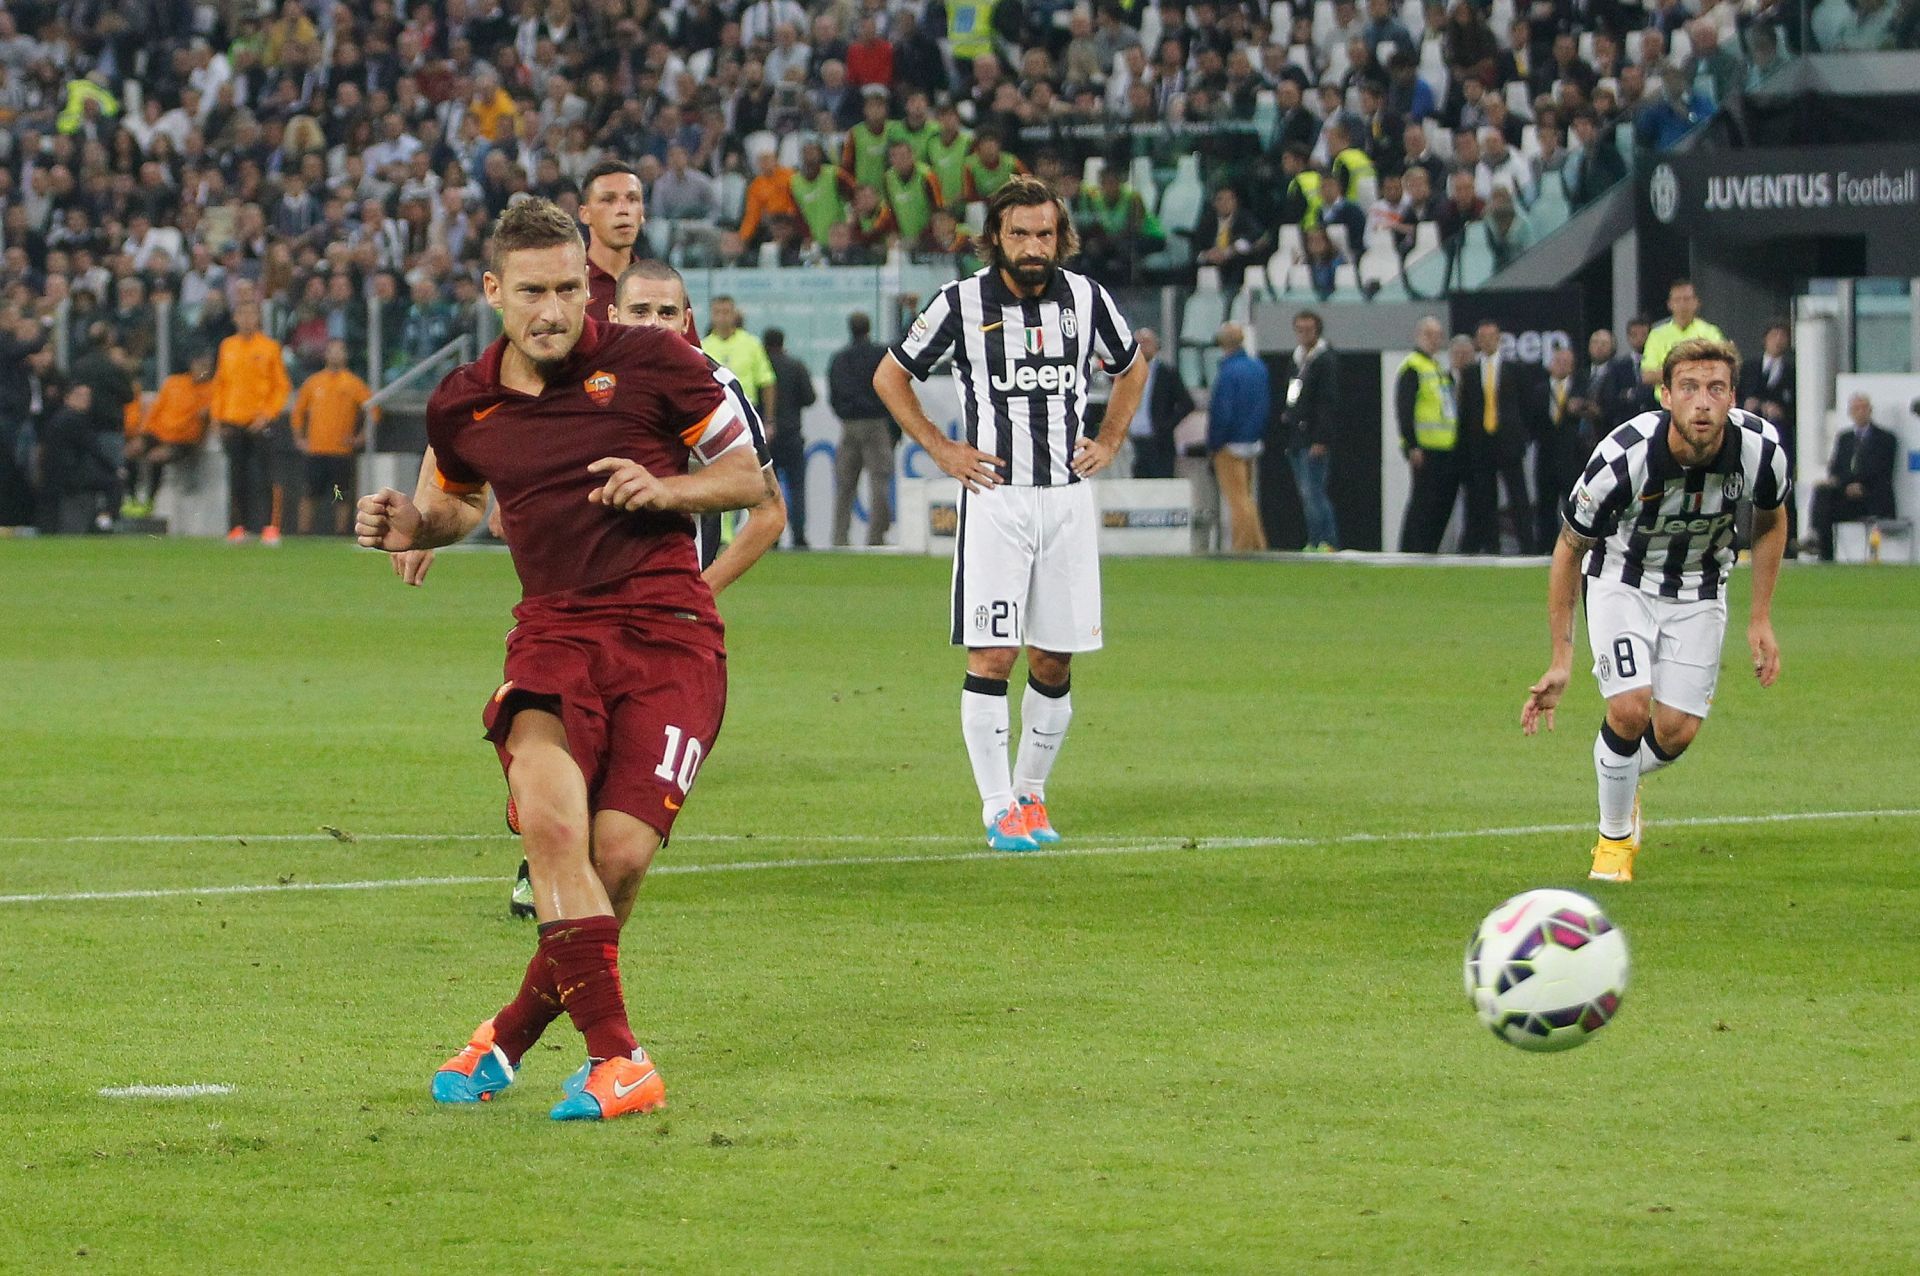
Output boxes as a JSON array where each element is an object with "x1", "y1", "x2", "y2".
[{"x1": 0, "y1": 806, "x2": 1913, "y2": 907}]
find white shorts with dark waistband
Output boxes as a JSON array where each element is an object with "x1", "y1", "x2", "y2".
[
  {"x1": 951, "y1": 482, "x2": 1103, "y2": 652},
  {"x1": 1585, "y1": 577, "x2": 1728, "y2": 718}
]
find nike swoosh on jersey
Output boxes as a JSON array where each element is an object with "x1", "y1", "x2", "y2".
[
  {"x1": 472, "y1": 402, "x2": 504, "y2": 421},
  {"x1": 979, "y1": 321, "x2": 1004, "y2": 333},
  {"x1": 664, "y1": 795, "x2": 681, "y2": 811}
]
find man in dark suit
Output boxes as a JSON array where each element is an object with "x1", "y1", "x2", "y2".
[
  {"x1": 1268, "y1": 78, "x2": 1320, "y2": 160},
  {"x1": 1192, "y1": 185, "x2": 1269, "y2": 290},
  {"x1": 1564, "y1": 108, "x2": 1627, "y2": 210},
  {"x1": 1533, "y1": 346, "x2": 1589, "y2": 551},
  {"x1": 1127, "y1": 327, "x2": 1193, "y2": 480},
  {"x1": 1738, "y1": 322, "x2": 1797, "y2": 427},
  {"x1": 1572, "y1": 327, "x2": 1641, "y2": 439},
  {"x1": 1810, "y1": 393, "x2": 1900, "y2": 560},
  {"x1": 1456, "y1": 318, "x2": 1536, "y2": 554}
]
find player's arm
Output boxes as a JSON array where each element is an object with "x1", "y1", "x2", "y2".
[
  {"x1": 1522, "y1": 522, "x2": 1595, "y2": 735},
  {"x1": 873, "y1": 351, "x2": 1004, "y2": 490},
  {"x1": 1072, "y1": 349, "x2": 1147, "y2": 477},
  {"x1": 386, "y1": 449, "x2": 445, "y2": 585},
  {"x1": 589, "y1": 446, "x2": 767, "y2": 513},
  {"x1": 356, "y1": 442, "x2": 486, "y2": 555},
  {"x1": 704, "y1": 467, "x2": 787, "y2": 595},
  {"x1": 1746, "y1": 503, "x2": 1785, "y2": 687}
]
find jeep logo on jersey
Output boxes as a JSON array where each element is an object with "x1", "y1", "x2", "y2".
[
  {"x1": 991, "y1": 363, "x2": 1080, "y2": 394},
  {"x1": 585, "y1": 370, "x2": 616, "y2": 407},
  {"x1": 1656, "y1": 511, "x2": 1736, "y2": 535}
]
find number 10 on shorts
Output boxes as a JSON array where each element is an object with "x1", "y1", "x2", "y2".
[{"x1": 653, "y1": 724, "x2": 705, "y2": 792}]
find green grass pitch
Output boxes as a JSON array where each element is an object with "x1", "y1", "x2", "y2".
[{"x1": 1, "y1": 539, "x2": 1915, "y2": 1273}]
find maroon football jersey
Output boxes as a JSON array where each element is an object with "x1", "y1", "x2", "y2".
[
  {"x1": 426, "y1": 317, "x2": 734, "y2": 607},
  {"x1": 587, "y1": 256, "x2": 618, "y2": 321}
]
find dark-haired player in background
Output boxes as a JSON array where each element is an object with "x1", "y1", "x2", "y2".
[
  {"x1": 1522, "y1": 338, "x2": 1789, "y2": 884},
  {"x1": 873, "y1": 176, "x2": 1146, "y2": 852},
  {"x1": 578, "y1": 160, "x2": 649, "y2": 315},
  {"x1": 356, "y1": 198, "x2": 770, "y2": 1121}
]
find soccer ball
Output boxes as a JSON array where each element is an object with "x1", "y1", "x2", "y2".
[{"x1": 1464, "y1": 889, "x2": 1629, "y2": 1052}]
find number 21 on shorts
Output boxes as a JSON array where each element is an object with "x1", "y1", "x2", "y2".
[{"x1": 653, "y1": 724, "x2": 705, "y2": 793}]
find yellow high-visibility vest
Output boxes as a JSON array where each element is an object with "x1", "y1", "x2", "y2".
[
  {"x1": 1402, "y1": 350, "x2": 1458, "y2": 451},
  {"x1": 949, "y1": 0, "x2": 998, "y2": 60}
]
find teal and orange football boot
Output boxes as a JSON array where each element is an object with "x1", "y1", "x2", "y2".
[
  {"x1": 549, "y1": 1049, "x2": 666, "y2": 1121},
  {"x1": 431, "y1": 1019, "x2": 516, "y2": 1103}
]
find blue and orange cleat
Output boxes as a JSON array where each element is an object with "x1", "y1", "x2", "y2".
[
  {"x1": 986, "y1": 804, "x2": 1040, "y2": 852},
  {"x1": 431, "y1": 1019, "x2": 516, "y2": 1103},
  {"x1": 1017, "y1": 794, "x2": 1061, "y2": 845},
  {"x1": 549, "y1": 1049, "x2": 667, "y2": 1121},
  {"x1": 561, "y1": 1060, "x2": 590, "y2": 1097}
]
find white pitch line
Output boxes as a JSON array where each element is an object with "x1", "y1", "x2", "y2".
[
  {"x1": 0, "y1": 807, "x2": 1913, "y2": 907},
  {"x1": 98, "y1": 1084, "x2": 235, "y2": 1099},
  {"x1": 0, "y1": 830, "x2": 1067, "y2": 847}
]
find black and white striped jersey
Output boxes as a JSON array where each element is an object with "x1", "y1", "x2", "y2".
[
  {"x1": 889, "y1": 265, "x2": 1139, "y2": 486},
  {"x1": 704, "y1": 353, "x2": 771, "y2": 465},
  {"x1": 1562, "y1": 407, "x2": 1791, "y2": 602},
  {"x1": 691, "y1": 352, "x2": 772, "y2": 569}
]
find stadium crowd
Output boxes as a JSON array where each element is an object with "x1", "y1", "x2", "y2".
[{"x1": 0, "y1": 0, "x2": 1890, "y2": 533}]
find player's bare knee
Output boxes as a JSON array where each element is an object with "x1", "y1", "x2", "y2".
[
  {"x1": 592, "y1": 832, "x2": 657, "y2": 889},
  {"x1": 967, "y1": 647, "x2": 1018, "y2": 681},
  {"x1": 1604, "y1": 692, "x2": 1652, "y2": 739},
  {"x1": 590, "y1": 811, "x2": 661, "y2": 893},
  {"x1": 1026, "y1": 648, "x2": 1072, "y2": 685},
  {"x1": 517, "y1": 801, "x2": 591, "y2": 865},
  {"x1": 1653, "y1": 706, "x2": 1703, "y2": 754}
]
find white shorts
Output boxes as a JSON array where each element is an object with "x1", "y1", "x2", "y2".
[
  {"x1": 1584, "y1": 578, "x2": 1727, "y2": 719},
  {"x1": 951, "y1": 482, "x2": 1103, "y2": 651}
]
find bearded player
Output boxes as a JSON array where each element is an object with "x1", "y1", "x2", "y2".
[
  {"x1": 873, "y1": 176, "x2": 1146, "y2": 851},
  {"x1": 1522, "y1": 338, "x2": 1789, "y2": 883},
  {"x1": 355, "y1": 199, "x2": 771, "y2": 1120}
]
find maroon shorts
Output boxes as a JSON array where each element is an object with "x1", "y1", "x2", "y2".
[{"x1": 482, "y1": 617, "x2": 727, "y2": 841}]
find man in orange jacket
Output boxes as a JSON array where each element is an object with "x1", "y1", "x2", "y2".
[
  {"x1": 291, "y1": 339, "x2": 376, "y2": 535},
  {"x1": 124, "y1": 350, "x2": 215, "y2": 516},
  {"x1": 738, "y1": 147, "x2": 799, "y2": 247},
  {"x1": 210, "y1": 301, "x2": 293, "y2": 544}
]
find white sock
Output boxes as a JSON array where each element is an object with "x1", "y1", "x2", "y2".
[
  {"x1": 1594, "y1": 723, "x2": 1641, "y2": 839},
  {"x1": 1012, "y1": 675, "x2": 1072, "y2": 800},
  {"x1": 961, "y1": 676, "x2": 1012, "y2": 826},
  {"x1": 1637, "y1": 729, "x2": 1678, "y2": 776}
]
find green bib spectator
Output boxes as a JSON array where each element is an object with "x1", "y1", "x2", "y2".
[
  {"x1": 896, "y1": 92, "x2": 939, "y2": 163},
  {"x1": 791, "y1": 141, "x2": 854, "y2": 245},
  {"x1": 925, "y1": 109, "x2": 974, "y2": 211},
  {"x1": 842, "y1": 88, "x2": 899, "y2": 192},
  {"x1": 882, "y1": 143, "x2": 944, "y2": 243},
  {"x1": 963, "y1": 133, "x2": 1024, "y2": 203}
]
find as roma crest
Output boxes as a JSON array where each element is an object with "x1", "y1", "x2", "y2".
[{"x1": 585, "y1": 370, "x2": 617, "y2": 407}]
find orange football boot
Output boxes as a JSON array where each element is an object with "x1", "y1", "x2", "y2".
[{"x1": 549, "y1": 1049, "x2": 667, "y2": 1121}]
